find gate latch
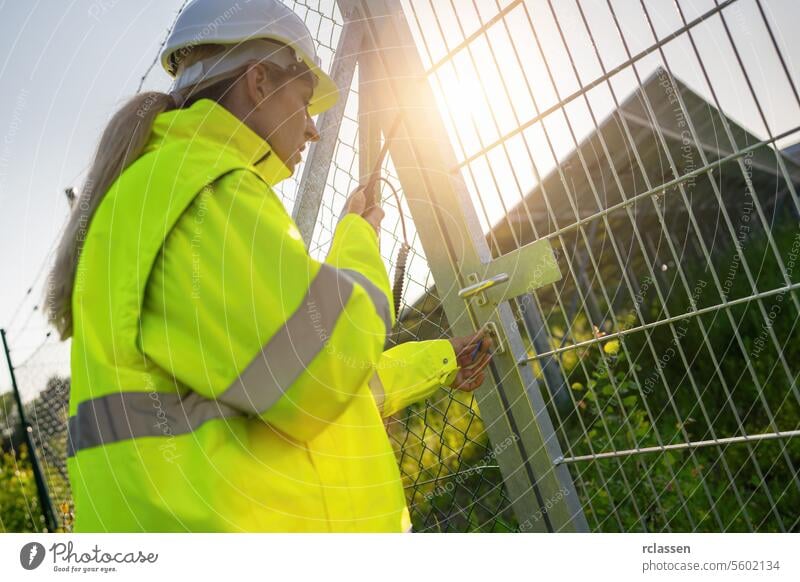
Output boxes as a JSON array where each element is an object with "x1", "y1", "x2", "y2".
[
  {"x1": 457, "y1": 275, "x2": 508, "y2": 354},
  {"x1": 457, "y1": 239, "x2": 562, "y2": 308},
  {"x1": 458, "y1": 273, "x2": 509, "y2": 306}
]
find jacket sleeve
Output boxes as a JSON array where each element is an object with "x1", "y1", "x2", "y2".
[
  {"x1": 368, "y1": 339, "x2": 459, "y2": 418},
  {"x1": 139, "y1": 169, "x2": 394, "y2": 442}
]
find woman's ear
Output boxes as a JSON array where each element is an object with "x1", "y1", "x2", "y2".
[{"x1": 245, "y1": 62, "x2": 271, "y2": 108}]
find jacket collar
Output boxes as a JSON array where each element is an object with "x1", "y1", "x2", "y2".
[{"x1": 146, "y1": 98, "x2": 293, "y2": 186}]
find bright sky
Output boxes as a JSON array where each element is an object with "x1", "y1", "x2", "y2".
[{"x1": 1, "y1": 0, "x2": 798, "y2": 395}]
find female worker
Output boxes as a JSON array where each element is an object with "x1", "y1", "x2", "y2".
[{"x1": 46, "y1": 0, "x2": 492, "y2": 532}]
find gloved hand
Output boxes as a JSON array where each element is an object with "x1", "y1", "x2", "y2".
[
  {"x1": 447, "y1": 326, "x2": 494, "y2": 392},
  {"x1": 339, "y1": 185, "x2": 384, "y2": 236}
]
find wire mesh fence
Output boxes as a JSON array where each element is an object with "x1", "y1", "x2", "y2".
[
  {"x1": 398, "y1": 0, "x2": 799, "y2": 531},
  {"x1": 2, "y1": 0, "x2": 799, "y2": 533}
]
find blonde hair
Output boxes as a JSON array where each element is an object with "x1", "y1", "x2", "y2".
[{"x1": 45, "y1": 45, "x2": 229, "y2": 339}]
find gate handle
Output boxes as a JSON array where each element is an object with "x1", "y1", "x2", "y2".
[{"x1": 458, "y1": 273, "x2": 509, "y2": 299}]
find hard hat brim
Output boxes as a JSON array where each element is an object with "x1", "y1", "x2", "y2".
[
  {"x1": 304, "y1": 62, "x2": 338, "y2": 117},
  {"x1": 162, "y1": 36, "x2": 339, "y2": 117}
]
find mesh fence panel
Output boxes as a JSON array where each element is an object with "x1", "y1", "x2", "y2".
[{"x1": 398, "y1": 0, "x2": 800, "y2": 531}]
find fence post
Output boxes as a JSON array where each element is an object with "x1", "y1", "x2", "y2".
[
  {"x1": 292, "y1": 13, "x2": 364, "y2": 246},
  {"x1": 1, "y1": 328, "x2": 59, "y2": 532},
  {"x1": 517, "y1": 294, "x2": 571, "y2": 416}
]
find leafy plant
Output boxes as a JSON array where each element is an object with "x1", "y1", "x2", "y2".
[{"x1": 0, "y1": 445, "x2": 45, "y2": 532}]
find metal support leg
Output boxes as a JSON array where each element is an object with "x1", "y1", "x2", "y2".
[{"x1": 518, "y1": 293, "x2": 571, "y2": 416}]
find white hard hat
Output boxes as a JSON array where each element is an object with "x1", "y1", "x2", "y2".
[{"x1": 160, "y1": 0, "x2": 339, "y2": 116}]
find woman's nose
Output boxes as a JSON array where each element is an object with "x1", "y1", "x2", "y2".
[{"x1": 305, "y1": 114, "x2": 320, "y2": 143}]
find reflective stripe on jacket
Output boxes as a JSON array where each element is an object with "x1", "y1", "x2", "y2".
[{"x1": 67, "y1": 98, "x2": 458, "y2": 532}]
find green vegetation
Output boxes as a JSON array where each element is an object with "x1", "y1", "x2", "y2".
[
  {"x1": 557, "y1": 220, "x2": 800, "y2": 531},
  {"x1": 0, "y1": 377, "x2": 73, "y2": 533},
  {"x1": 0, "y1": 445, "x2": 46, "y2": 532}
]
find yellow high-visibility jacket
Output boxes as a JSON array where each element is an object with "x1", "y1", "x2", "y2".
[{"x1": 67, "y1": 98, "x2": 458, "y2": 532}]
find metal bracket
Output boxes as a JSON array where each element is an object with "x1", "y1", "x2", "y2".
[
  {"x1": 483, "y1": 321, "x2": 505, "y2": 354},
  {"x1": 463, "y1": 239, "x2": 562, "y2": 308},
  {"x1": 456, "y1": 278, "x2": 506, "y2": 353}
]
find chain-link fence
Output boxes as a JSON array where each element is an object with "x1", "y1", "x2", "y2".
[
  {"x1": 2, "y1": 0, "x2": 518, "y2": 534},
  {"x1": 282, "y1": 0, "x2": 520, "y2": 533},
  {"x1": 1, "y1": 333, "x2": 71, "y2": 532}
]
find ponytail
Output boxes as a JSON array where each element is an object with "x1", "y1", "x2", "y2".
[{"x1": 45, "y1": 92, "x2": 176, "y2": 339}]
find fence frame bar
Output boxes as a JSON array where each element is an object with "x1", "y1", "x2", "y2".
[
  {"x1": 292, "y1": 12, "x2": 364, "y2": 246},
  {"x1": 558, "y1": 430, "x2": 800, "y2": 465}
]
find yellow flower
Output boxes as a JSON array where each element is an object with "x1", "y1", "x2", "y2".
[{"x1": 603, "y1": 339, "x2": 620, "y2": 356}]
